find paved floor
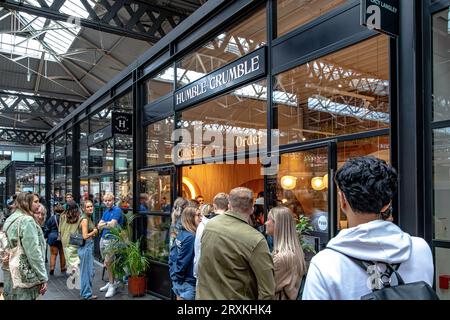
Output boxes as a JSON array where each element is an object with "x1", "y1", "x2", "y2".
[{"x1": 42, "y1": 252, "x2": 159, "y2": 300}]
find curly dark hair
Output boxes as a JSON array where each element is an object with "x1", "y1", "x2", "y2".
[
  {"x1": 334, "y1": 156, "x2": 398, "y2": 215},
  {"x1": 64, "y1": 200, "x2": 80, "y2": 224}
]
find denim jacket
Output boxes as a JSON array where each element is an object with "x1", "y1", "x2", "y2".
[
  {"x1": 3, "y1": 210, "x2": 48, "y2": 284},
  {"x1": 168, "y1": 228, "x2": 196, "y2": 286}
]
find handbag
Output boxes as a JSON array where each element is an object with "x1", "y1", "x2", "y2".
[
  {"x1": 8, "y1": 216, "x2": 43, "y2": 289},
  {"x1": 69, "y1": 219, "x2": 85, "y2": 247}
]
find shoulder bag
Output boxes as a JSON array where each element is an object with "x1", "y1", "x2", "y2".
[{"x1": 69, "y1": 218, "x2": 85, "y2": 247}]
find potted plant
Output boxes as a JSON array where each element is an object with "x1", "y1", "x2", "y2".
[
  {"x1": 296, "y1": 215, "x2": 316, "y2": 265},
  {"x1": 103, "y1": 212, "x2": 150, "y2": 297}
]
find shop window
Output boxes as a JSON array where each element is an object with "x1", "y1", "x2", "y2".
[
  {"x1": 139, "y1": 171, "x2": 171, "y2": 213},
  {"x1": 337, "y1": 135, "x2": 390, "y2": 230},
  {"x1": 176, "y1": 6, "x2": 266, "y2": 88},
  {"x1": 80, "y1": 179, "x2": 88, "y2": 204},
  {"x1": 268, "y1": 147, "x2": 329, "y2": 261},
  {"x1": 435, "y1": 247, "x2": 450, "y2": 300},
  {"x1": 116, "y1": 171, "x2": 132, "y2": 211},
  {"x1": 89, "y1": 139, "x2": 113, "y2": 175},
  {"x1": 115, "y1": 135, "x2": 133, "y2": 171},
  {"x1": 433, "y1": 128, "x2": 450, "y2": 241},
  {"x1": 146, "y1": 117, "x2": 174, "y2": 166},
  {"x1": 433, "y1": 7, "x2": 450, "y2": 121},
  {"x1": 80, "y1": 120, "x2": 89, "y2": 139},
  {"x1": 80, "y1": 142, "x2": 88, "y2": 176},
  {"x1": 90, "y1": 105, "x2": 112, "y2": 133},
  {"x1": 178, "y1": 79, "x2": 267, "y2": 161},
  {"x1": 139, "y1": 170, "x2": 171, "y2": 263},
  {"x1": 146, "y1": 214, "x2": 171, "y2": 264},
  {"x1": 0, "y1": 151, "x2": 12, "y2": 161},
  {"x1": 277, "y1": 0, "x2": 348, "y2": 38},
  {"x1": 54, "y1": 158, "x2": 65, "y2": 180},
  {"x1": 274, "y1": 36, "x2": 390, "y2": 146},
  {"x1": 145, "y1": 67, "x2": 173, "y2": 104},
  {"x1": 115, "y1": 91, "x2": 132, "y2": 111}
]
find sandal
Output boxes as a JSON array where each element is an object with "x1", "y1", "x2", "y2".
[{"x1": 82, "y1": 295, "x2": 98, "y2": 300}]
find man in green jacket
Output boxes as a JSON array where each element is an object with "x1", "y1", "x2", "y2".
[{"x1": 197, "y1": 187, "x2": 275, "y2": 300}]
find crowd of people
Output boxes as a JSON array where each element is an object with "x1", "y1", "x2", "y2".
[
  {"x1": 168, "y1": 157, "x2": 435, "y2": 300},
  {"x1": 0, "y1": 191, "x2": 124, "y2": 300},
  {"x1": 0, "y1": 156, "x2": 437, "y2": 300}
]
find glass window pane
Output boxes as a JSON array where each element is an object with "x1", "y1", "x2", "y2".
[
  {"x1": 146, "y1": 214, "x2": 171, "y2": 263},
  {"x1": 274, "y1": 36, "x2": 390, "y2": 146},
  {"x1": 90, "y1": 105, "x2": 112, "y2": 133},
  {"x1": 139, "y1": 171, "x2": 171, "y2": 213},
  {"x1": 115, "y1": 91, "x2": 132, "y2": 111},
  {"x1": 433, "y1": 7, "x2": 450, "y2": 121},
  {"x1": 116, "y1": 171, "x2": 132, "y2": 211},
  {"x1": 268, "y1": 148, "x2": 329, "y2": 263},
  {"x1": 176, "y1": 6, "x2": 266, "y2": 88},
  {"x1": 115, "y1": 135, "x2": 133, "y2": 171},
  {"x1": 145, "y1": 67, "x2": 173, "y2": 104},
  {"x1": 337, "y1": 135, "x2": 390, "y2": 230},
  {"x1": 89, "y1": 139, "x2": 113, "y2": 175},
  {"x1": 435, "y1": 247, "x2": 450, "y2": 300},
  {"x1": 433, "y1": 128, "x2": 450, "y2": 241},
  {"x1": 80, "y1": 178, "x2": 88, "y2": 204},
  {"x1": 277, "y1": 0, "x2": 348, "y2": 38},
  {"x1": 179, "y1": 80, "x2": 267, "y2": 160},
  {"x1": 80, "y1": 141, "x2": 88, "y2": 176},
  {"x1": 146, "y1": 117, "x2": 174, "y2": 166}
]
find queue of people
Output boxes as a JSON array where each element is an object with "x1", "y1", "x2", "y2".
[{"x1": 0, "y1": 156, "x2": 437, "y2": 300}]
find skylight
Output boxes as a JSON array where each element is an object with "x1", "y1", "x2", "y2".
[
  {"x1": 308, "y1": 96, "x2": 390, "y2": 123},
  {"x1": 0, "y1": 0, "x2": 95, "y2": 61}
]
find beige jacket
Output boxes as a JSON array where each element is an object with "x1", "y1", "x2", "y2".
[{"x1": 273, "y1": 251, "x2": 304, "y2": 300}]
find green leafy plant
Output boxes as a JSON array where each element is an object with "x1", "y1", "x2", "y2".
[
  {"x1": 296, "y1": 215, "x2": 316, "y2": 254},
  {"x1": 103, "y1": 212, "x2": 150, "y2": 279}
]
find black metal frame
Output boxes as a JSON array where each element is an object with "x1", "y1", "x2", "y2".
[
  {"x1": 44, "y1": 0, "x2": 441, "y2": 299},
  {"x1": 423, "y1": 0, "x2": 450, "y2": 255}
]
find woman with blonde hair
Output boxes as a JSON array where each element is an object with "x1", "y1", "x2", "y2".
[
  {"x1": 266, "y1": 206, "x2": 306, "y2": 300},
  {"x1": 2, "y1": 192, "x2": 47, "y2": 300},
  {"x1": 168, "y1": 206, "x2": 201, "y2": 300}
]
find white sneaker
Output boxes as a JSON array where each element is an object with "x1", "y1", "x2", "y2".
[
  {"x1": 100, "y1": 282, "x2": 110, "y2": 292},
  {"x1": 105, "y1": 285, "x2": 116, "y2": 298}
]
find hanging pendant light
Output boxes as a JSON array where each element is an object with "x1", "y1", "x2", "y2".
[
  {"x1": 281, "y1": 175, "x2": 297, "y2": 190},
  {"x1": 311, "y1": 176, "x2": 325, "y2": 191}
]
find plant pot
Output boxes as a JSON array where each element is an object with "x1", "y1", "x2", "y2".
[{"x1": 128, "y1": 276, "x2": 146, "y2": 297}]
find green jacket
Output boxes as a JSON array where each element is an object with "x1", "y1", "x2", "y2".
[
  {"x1": 3, "y1": 210, "x2": 48, "y2": 285},
  {"x1": 197, "y1": 211, "x2": 275, "y2": 300}
]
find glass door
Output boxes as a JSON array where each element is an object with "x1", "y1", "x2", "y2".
[
  {"x1": 138, "y1": 167, "x2": 175, "y2": 299},
  {"x1": 268, "y1": 142, "x2": 336, "y2": 263}
]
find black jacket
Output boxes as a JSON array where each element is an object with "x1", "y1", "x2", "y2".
[{"x1": 44, "y1": 214, "x2": 60, "y2": 246}]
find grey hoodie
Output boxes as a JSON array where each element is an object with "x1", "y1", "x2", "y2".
[{"x1": 302, "y1": 220, "x2": 434, "y2": 300}]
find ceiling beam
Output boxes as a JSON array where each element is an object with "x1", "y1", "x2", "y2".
[{"x1": 2, "y1": 0, "x2": 185, "y2": 43}]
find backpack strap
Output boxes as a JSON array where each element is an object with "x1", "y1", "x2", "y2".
[{"x1": 327, "y1": 247, "x2": 403, "y2": 288}]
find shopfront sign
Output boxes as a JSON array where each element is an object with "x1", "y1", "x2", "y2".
[
  {"x1": 360, "y1": 0, "x2": 399, "y2": 37},
  {"x1": 174, "y1": 46, "x2": 266, "y2": 110},
  {"x1": 112, "y1": 112, "x2": 133, "y2": 135},
  {"x1": 88, "y1": 125, "x2": 112, "y2": 146}
]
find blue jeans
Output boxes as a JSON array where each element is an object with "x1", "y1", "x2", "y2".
[
  {"x1": 172, "y1": 281, "x2": 195, "y2": 300},
  {"x1": 78, "y1": 239, "x2": 94, "y2": 299}
]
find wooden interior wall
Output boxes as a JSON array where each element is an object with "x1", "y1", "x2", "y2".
[{"x1": 182, "y1": 163, "x2": 264, "y2": 203}]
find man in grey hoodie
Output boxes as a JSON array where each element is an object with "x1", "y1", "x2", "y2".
[{"x1": 302, "y1": 156, "x2": 434, "y2": 300}]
